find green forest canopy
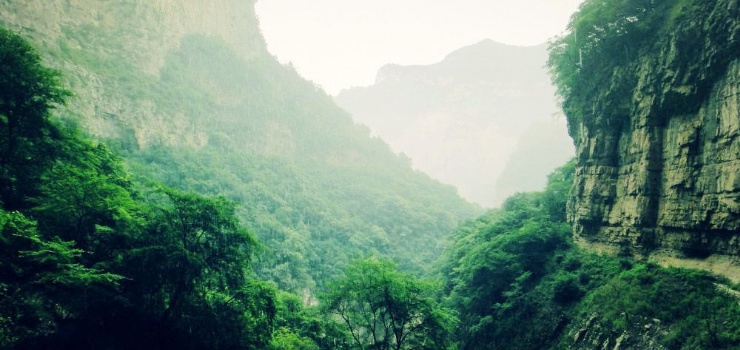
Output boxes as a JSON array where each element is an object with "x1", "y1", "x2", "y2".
[
  {"x1": 0, "y1": 26, "x2": 461, "y2": 350},
  {"x1": 75, "y1": 31, "x2": 483, "y2": 292}
]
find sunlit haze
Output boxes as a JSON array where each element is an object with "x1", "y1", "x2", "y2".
[{"x1": 256, "y1": 0, "x2": 585, "y2": 94}]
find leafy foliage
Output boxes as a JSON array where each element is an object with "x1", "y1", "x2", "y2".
[
  {"x1": 547, "y1": 0, "x2": 740, "y2": 139},
  {"x1": 269, "y1": 327, "x2": 321, "y2": 350},
  {"x1": 441, "y1": 160, "x2": 740, "y2": 349},
  {"x1": 0, "y1": 209, "x2": 122, "y2": 348},
  {"x1": 321, "y1": 256, "x2": 456, "y2": 350},
  {"x1": 441, "y1": 162, "x2": 576, "y2": 349},
  {"x1": 112, "y1": 186, "x2": 273, "y2": 349},
  {"x1": 0, "y1": 29, "x2": 277, "y2": 349},
  {"x1": 271, "y1": 291, "x2": 352, "y2": 350},
  {"x1": 573, "y1": 264, "x2": 740, "y2": 348},
  {"x1": 0, "y1": 27, "x2": 71, "y2": 210}
]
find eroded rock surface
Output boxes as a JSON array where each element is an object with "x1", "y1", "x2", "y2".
[{"x1": 566, "y1": 1, "x2": 740, "y2": 281}]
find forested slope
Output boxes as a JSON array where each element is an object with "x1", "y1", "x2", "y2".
[
  {"x1": 0, "y1": 24, "x2": 466, "y2": 350},
  {"x1": 0, "y1": 0, "x2": 481, "y2": 293},
  {"x1": 0, "y1": 28, "x2": 278, "y2": 348}
]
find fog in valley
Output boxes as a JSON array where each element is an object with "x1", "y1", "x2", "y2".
[
  {"x1": 334, "y1": 42, "x2": 573, "y2": 206},
  {"x1": 257, "y1": 1, "x2": 580, "y2": 206}
]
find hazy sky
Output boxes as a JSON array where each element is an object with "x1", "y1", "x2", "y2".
[{"x1": 255, "y1": 0, "x2": 585, "y2": 94}]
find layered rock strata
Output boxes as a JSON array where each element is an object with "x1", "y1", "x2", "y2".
[{"x1": 568, "y1": 2, "x2": 740, "y2": 281}]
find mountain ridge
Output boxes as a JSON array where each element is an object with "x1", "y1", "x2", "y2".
[{"x1": 336, "y1": 39, "x2": 573, "y2": 206}]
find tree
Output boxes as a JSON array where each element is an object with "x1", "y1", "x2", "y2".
[
  {"x1": 270, "y1": 291, "x2": 353, "y2": 350},
  {"x1": 269, "y1": 327, "x2": 320, "y2": 350},
  {"x1": 32, "y1": 141, "x2": 139, "y2": 260},
  {"x1": 0, "y1": 27, "x2": 71, "y2": 210},
  {"x1": 123, "y1": 186, "x2": 273, "y2": 349},
  {"x1": 0, "y1": 209, "x2": 122, "y2": 348},
  {"x1": 0, "y1": 28, "x2": 127, "y2": 349},
  {"x1": 321, "y1": 256, "x2": 455, "y2": 350}
]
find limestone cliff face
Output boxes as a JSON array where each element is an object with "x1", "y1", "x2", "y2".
[
  {"x1": 0, "y1": 0, "x2": 264, "y2": 147},
  {"x1": 563, "y1": 1, "x2": 740, "y2": 280}
]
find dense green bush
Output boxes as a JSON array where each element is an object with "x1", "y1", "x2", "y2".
[
  {"x1": 574, "y1": 264, "x2": 740, "y2": 348},
  {"x1": 441, "y1": 159, "x2": 740, "y2": 349}
]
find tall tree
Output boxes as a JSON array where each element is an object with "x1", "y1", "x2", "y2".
[
  {"x1": 0, "y1": 27, "x2": 71, "y2": 210},
  {"x1": 0, "y1": 28, "x2": 126, "y2": 349},
  {"x1": 124, "y1": 187, "x2": 275, "y2": 349},
  {"x1": 322, "y1": 256, "x2": 455, "y2": 350},
  {"x1": 0, "y1": 209, "x2": 123, "y2": 348}
]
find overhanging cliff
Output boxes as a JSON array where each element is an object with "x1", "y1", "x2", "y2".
[{"x1": 549, "y1": 0, "x2": 739, "y2": 280}]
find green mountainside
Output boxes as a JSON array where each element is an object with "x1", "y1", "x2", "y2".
[
  {"x1": 0, "y1": 0, "x2": 480, "y2": 293},
  {"x1": 1, "y1": 0, "x2": 739, "y2": 349},
  {"x1": 0, "y1": 27, "x2": 279, "y2": 348}
]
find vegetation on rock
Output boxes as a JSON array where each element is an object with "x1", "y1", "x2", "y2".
[
  {"x1": 548, "y1": 0, "x2": 740, "y2": 139},
  {"x1": 440, "y1": 161, "x2": 740, "y2": 349},
  {"x1": 547, "y1": 0, "x2": 740, "y2": 276}
]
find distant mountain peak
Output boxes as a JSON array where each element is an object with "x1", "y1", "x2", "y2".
[
  {"x1": 336, "y1": 40, "x2": 572, "y2": 207},
  {"x1": 442, "y1": 39, "x2": 548, "y2": 68},
  {"x1": 372, "y1": 39, "x2": 550, "y2": 86}
]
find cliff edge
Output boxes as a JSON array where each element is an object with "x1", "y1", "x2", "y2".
[{"x1": 549, "y1": 0, "x2": 739, "y2": 281}]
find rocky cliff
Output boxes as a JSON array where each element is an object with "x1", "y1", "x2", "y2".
[
  {"x1": 0, "y1": 0, "x2": 264, "y2": 148},
  {"x1": 550, "y1": 0, "x2": 740, "y2": 281}
]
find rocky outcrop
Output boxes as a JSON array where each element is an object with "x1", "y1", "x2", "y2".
[
  {"x1": 0, "y1": 0, "x2": 263, "y2": 73},
  {"x1": 567, "y1": 314, "x2": 668, "y2": 350},
  {"x1": 0, "y1": 0, "x2": 264, "y2": 148},
  {"x1": 565, "y1": 1, "x2": 740, "y2": 281}
]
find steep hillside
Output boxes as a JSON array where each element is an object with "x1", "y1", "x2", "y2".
[
  {"x1": 549, "y1": 0, "x2": 740, "y2": 281},
  {"x1": 335, "y1": 40, "x2": 573, "y2": 207},
  {"x1": 440, "y1": 162, "x2": 740, "y2": 349},
  {"x1": 0, "y1": 0, "x2": 481, "y2": 291}
]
